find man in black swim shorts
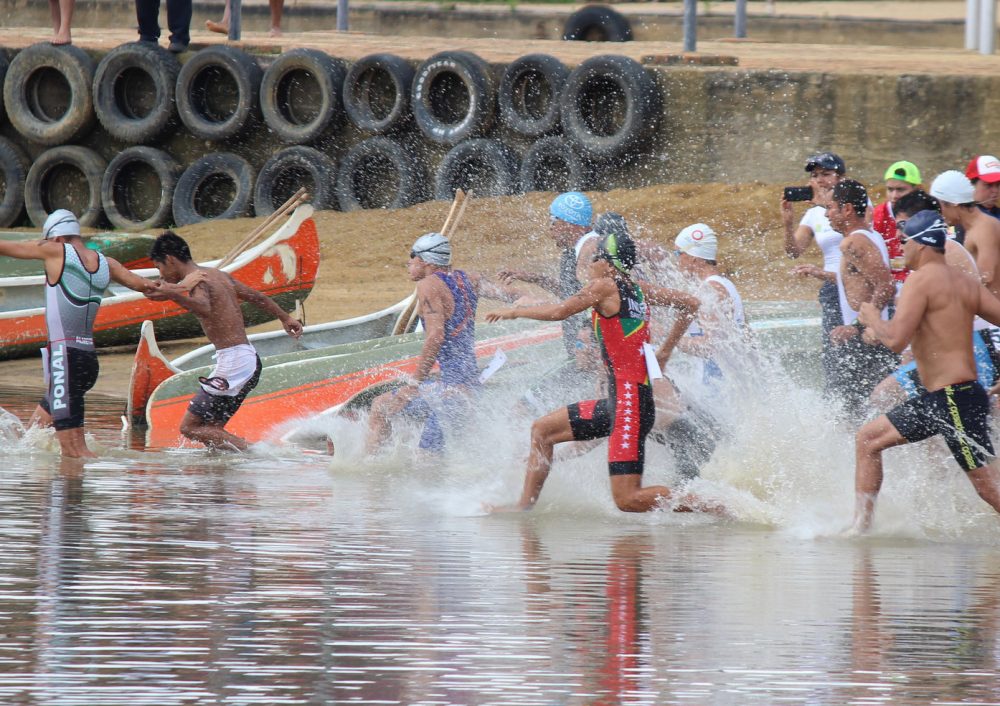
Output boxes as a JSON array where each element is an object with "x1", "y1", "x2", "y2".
[{"x1": 851, "y1": 211, "x2": 1000, "y2": 534}]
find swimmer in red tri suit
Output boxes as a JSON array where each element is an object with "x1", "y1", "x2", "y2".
[{"x1": 485, "y1": 230, "x2": 720, "y2": 514}]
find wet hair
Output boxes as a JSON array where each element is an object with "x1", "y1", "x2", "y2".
[
  {"x1": 832, "y1": 179, "x2": 868, "y2": 217},
  {"x1": 150, "y1": 230, "x2": 193, "y2": 264},
  {"x1": 894, "y1": 190, "x2": 940, "y2": 218}
]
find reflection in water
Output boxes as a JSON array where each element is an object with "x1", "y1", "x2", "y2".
[{"x1": 0, "y1": 385, "x2": 998, "y2": 704}]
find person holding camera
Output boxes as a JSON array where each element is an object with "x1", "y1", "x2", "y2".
[{"x1": 780, "y1": 152, "x2": 870, "y2": 401}]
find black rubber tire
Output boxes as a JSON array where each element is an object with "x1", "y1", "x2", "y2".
[
  {"x1": 93, "y1": 42, "x2": 180, "y2": 144},
  {"x1": 560, "y1": 54, "x2": 660, "y2": 161},
  {"x1": 101, "y1": 146, "x2": 181, "y2": 231},
  {"x1": 498, "y1": 54, "x2": 568, "y2": 137},
  {"x1": 3, "y1": 43, "x2": 96, "y2": 146},
  {"x1": 172, "y1": 152, "x2": 254, "y2": 226},
  {"x1": 434, "y1": 138, "x2": 519, "y2": 200},
  {"x1": 0, "y1": 136, "x2": 29, "y2": 227},
  {"x1": 24, "y1": 145, "x2": 107, "y2": 228},
  {"x1": 176, "y1": 46, "x2": 262, "y2": 142},
  {"x1": 260, "y1": 48, "x2": 346, "y2": 144},
  {"x1": 343, "y1": 53, "x2": 414, "y2": 134},
  {"x1": 562, "y1": 5, "x2": 633, "y2": 42},
  {"x1": 336, "y1": 137, "x2": 425, "y2": 211},
  {"x1": 520, "y1": 136, "x2": 589, "y2": 193},
  {"x1": 412, "y1": 50, "x2": 495, "y2": 145},
  {"x1": 254, "y1": 146, "x2": 336, "y2": 216}
]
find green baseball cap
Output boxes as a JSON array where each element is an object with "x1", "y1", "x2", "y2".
[{"x1": 884, "y1": 160, "x2": 922, "y2": 186}]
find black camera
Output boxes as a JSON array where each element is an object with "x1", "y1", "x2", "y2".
[{"x1": 784, "y1": 186, "x2": 814, "y2": 202}]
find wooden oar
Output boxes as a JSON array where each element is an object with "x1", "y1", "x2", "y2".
[
  {"x1": 391, "y1": 190, "x2": 471, "y2": 335},
  {"x1": 217, "y1": 188, "x2": 308, "y2": 269}
]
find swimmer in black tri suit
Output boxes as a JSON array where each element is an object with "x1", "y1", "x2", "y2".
[{"x1": 485, "y1": 231, "x2": 723, "y2": 514}]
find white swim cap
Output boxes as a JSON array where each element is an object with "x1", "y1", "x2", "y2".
[
  {"x1": 410, "y1": 232, "x2": 451, "y2": 266},
  {"x1": 43, "y1": 209, "x2": 80, "y2": 239},
  {"x1": 929, "y1": 170, "x2": 975, "y2": 205},
  {"x1": 675, "y1": 223, "x2": 718, "y2": 260}
]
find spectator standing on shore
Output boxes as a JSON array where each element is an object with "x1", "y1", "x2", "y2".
[
  {"x1": 872, "y1": 160, "x2": 921, "y2": 285},
  {"x1": 781, "y1": 151, "x2": 871, "y2": 401},
  {"x1": 48, "y1": 0, "x2": 74, "y2": 45},
  {"x1": 136, "y1": 0, "x2": 192, "y2": 52},
  {"x1": 965, "y1": 155, "x2": 1000, "y2": 220},
  {"x1": 207, "y1": 0, "x2": 284, "y2": 36}
]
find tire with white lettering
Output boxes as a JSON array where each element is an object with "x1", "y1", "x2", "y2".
[
  {"x1": 434, "y1": 138, "x2": 519, "y2": 200},
  {"x1": 412, "y1": 51, "x2": 495, "y2": 145},
  {"x1": 0, "y1": 136, "x2": 29, "y2": 227},
  {"x1": 498, "y1": 54, "x2": 568, "y2": 137},
  {"x1": 93, "y1": 42, "x2": 180, "y2": 144},
  {"x1": 4, "y1": 43, "x2": 96, "y2": 145},
  {"x1": 176, "y1": 46, "x2": 262, "y2": 141},
  {"x1": 172, "y1": 152, "x2": 254, "y2": 226},
  {"x1": 562, "y1": 5, "x2": 633, "y2": 42},
  {"x1": 260, "y1": 48, "x2": 346, "y2": 144},
  {"x1": 25, "y1": 145, "x2": 107, "y2": 228},
  {"x1": 101, "y1": 146, "x2": 181, "y2": 230},
  {"x1": 336, "y1": 137, "x2": 424, "y2": 211},
  {"x1": 560, "y1": 54, "x2": 659, "y2": 160},
  {"x1": 344, "y1": 53, "x2": 414, "y2": 134},
  {"x1": 255, "y1": 146, "x2": 336, "y2": 216},
  {"x1": 520, "y1": 136, "x2": 589, "y2": 193}
]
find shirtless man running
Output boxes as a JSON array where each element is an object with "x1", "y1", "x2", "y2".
[
  {"x1": 147, "y1": 231, "x2": 303, "y2": 451},
  {"x1": 850, "y1": 210, "x2": 1000, "y2": 534}
]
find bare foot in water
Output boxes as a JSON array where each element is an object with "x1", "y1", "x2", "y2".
[
  {"x1": 206, "y1": 19, "x2": 228, "y2": 33},
  {"x1": 482, "y1": 502, "x2": 530, "y2": 514}
]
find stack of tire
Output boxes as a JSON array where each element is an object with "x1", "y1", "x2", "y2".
[{"x1": 0, "y1": 41, "x2": 661, "y2": 230}]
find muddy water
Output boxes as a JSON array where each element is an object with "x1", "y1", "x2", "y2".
[{"x1": 1, "y1": 385, "x2": 999, "y2": 706}]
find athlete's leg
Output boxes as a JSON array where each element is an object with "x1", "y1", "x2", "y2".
[
  {"x1": 967, "y1": 464, "x2": 1000, "y2": 515},
  {"x1": 179, "y1": 411, "x2": 248, "y2": 451},
  {"x1": 489, "y1": 407, "x2": 575, "y2": 512},
  {"x1": 849, "y1": 415, "x2": 908, "y2": 533}
]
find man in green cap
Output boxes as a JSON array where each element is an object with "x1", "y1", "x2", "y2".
[{"x1": 873, "y1": 160, "x2": 922, "y2": 286}]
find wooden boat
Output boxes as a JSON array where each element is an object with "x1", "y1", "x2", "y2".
[
  {"x1": 0, "y1": 233, "x2": 157, "y2": 308},
  {"x1": 126, "y1": 296, "x2": 417, "y2": 424},
  {"x1": 143, "y1": 320, "x2": 565, "y2": 448},
  {"x1": 0, "y1": 232, "x2": 157, "y2": 281},
  {"x1": 0, "y1": 204, "x2": 320, "y2": 360}
]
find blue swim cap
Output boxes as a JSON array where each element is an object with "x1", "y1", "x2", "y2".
[
  {"x1": 902, "y1": 209, "x2": 947, "y2": 251},
  {"x1": 549, "y1": 192, "x2": 592, "y2": 227}
]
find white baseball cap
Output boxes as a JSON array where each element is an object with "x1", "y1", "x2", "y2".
[
  {"x1": 675, "y1": 223, "x2": 718, "y2": 260},
  {"x1": 929, "y1": 170, "x2": 975, "y2": 205}
]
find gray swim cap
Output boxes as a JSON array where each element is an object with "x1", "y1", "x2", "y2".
[
  {"x1": 410, "y1": 232, "x2": 451, "y2": 266},
  {"x1": 43, "y1": 209, "x2": 80, "y2": 239}
]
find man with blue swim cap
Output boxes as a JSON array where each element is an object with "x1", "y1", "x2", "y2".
[
  {"x1": 850, "y1": 208, "x2": 1000, "y2": 534},
  {"x1": 499, "y1": 191, "x2": 600, "y2": 356}
]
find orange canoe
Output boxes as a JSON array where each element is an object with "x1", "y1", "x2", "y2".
[{"x1": 0, "y1": 204, "x2": 319, "y2": 360}]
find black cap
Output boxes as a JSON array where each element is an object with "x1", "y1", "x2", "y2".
[
  {"x1": 594, "y1": 212, "x2": 631, "y2": 240},
  {"x1": 805, "y1": 152, "x2": 846, "y2": 175}
]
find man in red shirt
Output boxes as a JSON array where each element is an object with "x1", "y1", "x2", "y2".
[{"x1": 872, "y1": 160, "x2": 922, "y2": 284}]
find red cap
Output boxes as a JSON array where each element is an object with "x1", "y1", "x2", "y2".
[{"x1": 965, "y1": 155, "x2": 1000, "y2": 183}]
